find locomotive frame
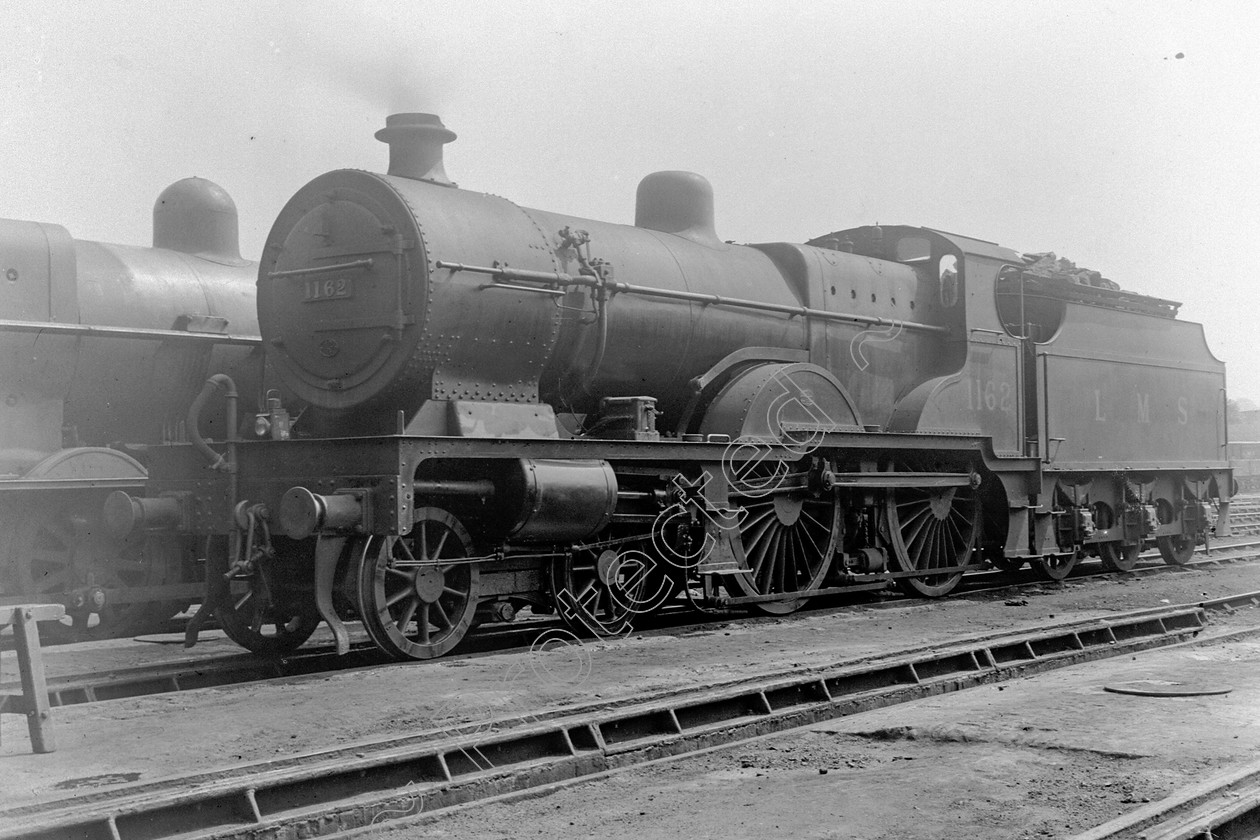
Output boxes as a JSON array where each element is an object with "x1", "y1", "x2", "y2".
[{"x1": 111, "y1": 113, "x2": 1232, "y2": 661}]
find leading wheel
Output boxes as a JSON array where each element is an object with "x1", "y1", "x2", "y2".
[
  {"x1": 1157, "y1": 534, "x2": 1195, "y2": 566},
  {"x1": 356, "y1": 507, "x2": 480, "y2": 660},
  {"x1": 726, "y1": 463, "x2": 840, "y2": 615},
  {"x1": 885, "y1": 478, "x2": 980, "y2": 598}
]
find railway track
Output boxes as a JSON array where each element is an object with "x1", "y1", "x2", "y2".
[
  {"x1": 954, "y1": 533, "x2": 1260, "y2": 597},
  {"x1": 5, "y1": 500, "x2": 1256, "y2": 656},
  {"x1": 1072, "y1": 752, "x2": 1260, "y2": 839},
  {"x1": 1231, "y1": 497, "x2": 1260, "y2": 535},
  {"x1": 7, "y1": 535, "x2": 1260, "y2": 711},
  {"x1": 9, "y1": 592, "x2": 1260, "y2": 840}
]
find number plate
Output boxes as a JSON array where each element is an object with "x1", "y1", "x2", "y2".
[{"x1": 303, "y1": 277, "x2": 353, "y2": 302}]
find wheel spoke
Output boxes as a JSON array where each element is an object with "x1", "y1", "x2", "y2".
[
  {"x1": 417, "y1": 520, "x2": 429, "y2": 562},
  {"x1": 798, "y1": 507, "x2": 827, "y2": 532},
  {"x1": 431, "y1": 529, "x2": 450, "y2": 561},
  {"x1": 767, "y1": 529, "x2": 784, "y2": 593},
  {"x1": 771, "y1": 531, "x2": 781, "y2": 596},
  {"x1": 786, "y1": 528, "x2": 806, "y2": 584},
  {"x1": 910, "y1": 518, "x2": 935, "y2": 564},
  {"x1": 930, "y1": 520, "x2": 945, "y2": 570},
  {"x1": 385, "y1": 585, "x2": 413, "y2": 608},
  {"x1": 396, "y1": 596, "x2": 419, "y2": 631},
  {"x1": 949, "y1": 516, "x2": 964, "y2": 556},
  {"x1": 763, "y1": 529, "x2": 785, "y2": 592},
  {"x1": 395, "y1": 535, "x2": 419, "y2": 565},
  {"x1": 752, "y1": 528, "x2": 774, "y2": 588},
  {"x1": 249, "y1": 599, "x2": 264, "y2": 633},
  {"x1": 742, "y1": 508, "x2": 778, "y2": 548},
  {"x1": 417, "y1": 604, "x2": 431, "y2": 643},
  {"x1": 907, "y1": 522, "x2": 925, "y2": 569},
  {"x1": 782, "y1": 529, "x2": 799, "y2": 585},
  {"x1": 745, "y1": 515, "x2": 778, "y2": 564}
]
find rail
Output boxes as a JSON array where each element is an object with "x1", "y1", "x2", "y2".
[
  {"x1": 437, "y1": 260, "x2": 951, "y2": 335},
  {"x1": 0, "y1": 319, "x2": 261, "y2": 346},
  {"x1": 1072, "y1": 755, "x2": 1260, "y2": 839}
]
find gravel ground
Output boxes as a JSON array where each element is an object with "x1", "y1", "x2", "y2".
[
  {"x1": 3, "y1": 550, "x2": 1259, "y2": 833},
  {"x1": 370, "y1": 624, "x2": 1260, "y2": 840}
]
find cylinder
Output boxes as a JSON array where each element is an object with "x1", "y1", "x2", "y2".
[{"x1": 503, "y1": 459, "x2": 618, "y2": 542}]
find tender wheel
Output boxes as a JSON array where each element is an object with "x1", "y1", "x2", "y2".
[
  {"x1": 990, "y1": 556, "x2": 1024, "y2": 574},
  {"x1": 218, "y1": 545, "x2": 320, "y2": 657},
  {"x1": 727, "y1": 463, "x2": 840, "y2": 615},
  {"x1": 1090, "y1": 500, "x2": 1116, "y2": 534},
  {"x1": 551, "y1": 533, "x2": 676, "y2": 637},
  {"x1": 1034, "y1": 553, "x2": 1078, "y2": 581},
  {"x1": 1157, "y1": 534, "x2": 1195, "y2": 566},
  {"x1": 885, "y1": 478, "x2": 980, "y2": 598},
  {"x1": 356, "y1": 507, "x2": 480, "y2": 660},
  {"x1": 1099, "y1": 542, "x2": 1140, "y2": 572}
]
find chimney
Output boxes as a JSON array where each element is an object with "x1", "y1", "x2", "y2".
[{"x1": 374, "y1": 113, "x2": 457, "y2": 186}]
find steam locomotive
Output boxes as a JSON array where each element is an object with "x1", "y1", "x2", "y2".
[
  {"x1": 109, "y1": 113, "x2": 1232, "y2": 660},
  {"x1": 0, "y1": 180, "x2": 263, "y2": 639}
]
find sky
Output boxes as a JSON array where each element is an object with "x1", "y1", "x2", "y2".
[{"x1": 4, "y1": 1, "x2": 1260, "y2": 400}]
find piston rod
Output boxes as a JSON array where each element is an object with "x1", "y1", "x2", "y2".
[{"x1": 413, "y1": 479, "x2": 496, "y2": 497}]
